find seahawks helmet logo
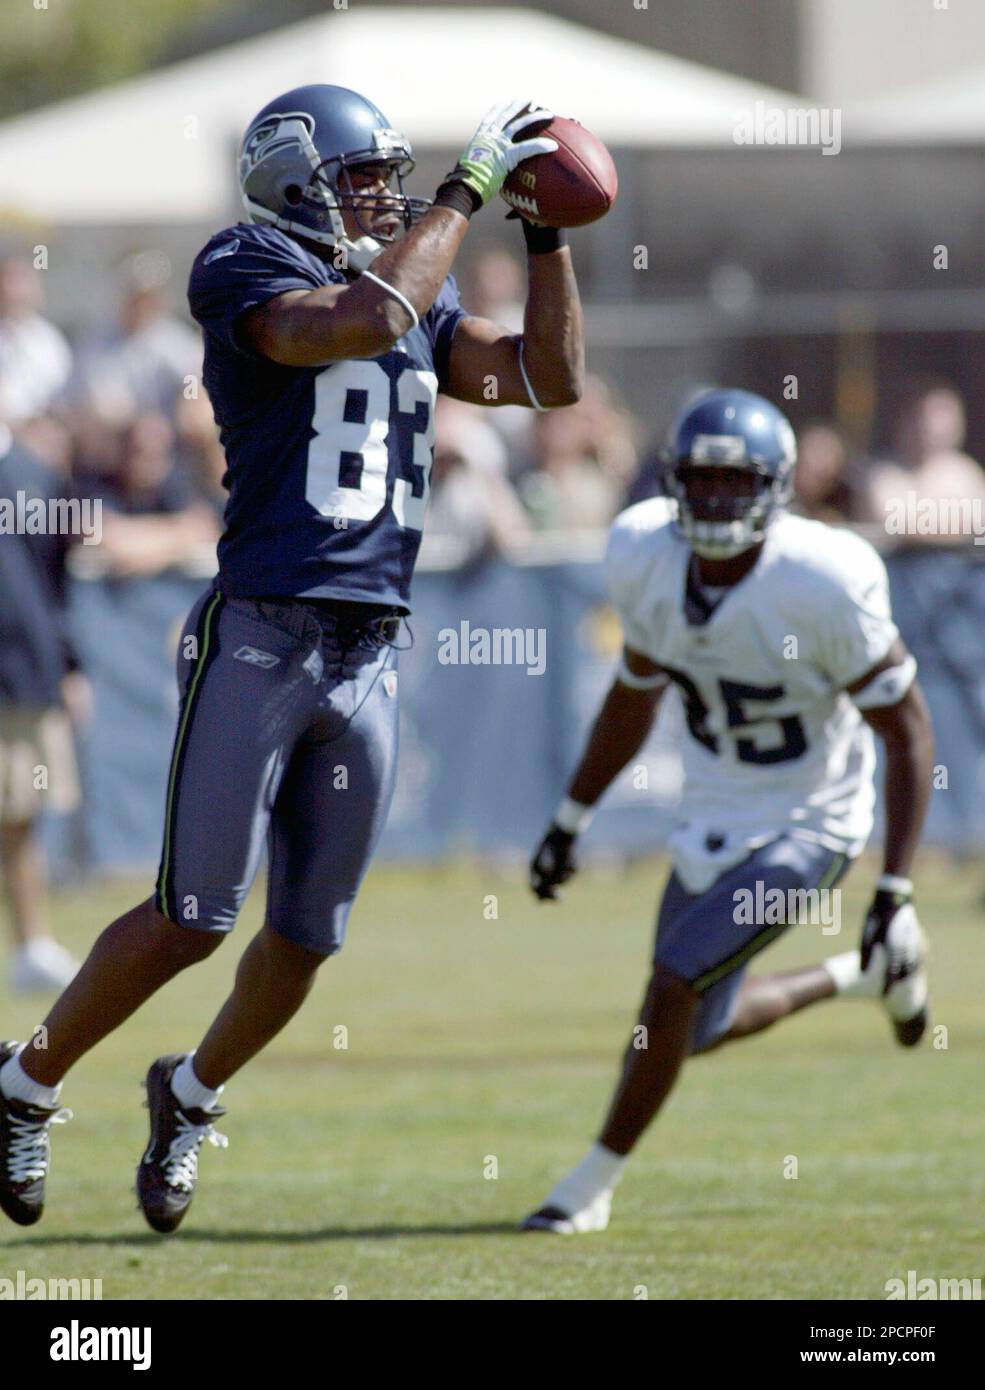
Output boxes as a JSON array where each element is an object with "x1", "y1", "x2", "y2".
[{"x1": 240, "y1": 112, "x2": 319, "y2": 180}]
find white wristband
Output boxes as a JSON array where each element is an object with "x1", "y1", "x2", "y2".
[
  {"x1": 518, "y1": 339, "x2": 548, "y2": 412},
  {"x1": 616, "y1": 653, "x2": 668, "y2": 691},
  {"x1": 555, "y1": 796, "x2": 594, "y2": 835},
  {"x1": 359, "y1": 269, "x2": 420, "y2": 330},
  {"x1": 877, "y1": 873, "x2": 913, "y2": 896}
]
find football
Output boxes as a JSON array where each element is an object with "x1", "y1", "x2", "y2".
[{"x1": 502, "y1": 116, "x2": 618, "y2": 228}]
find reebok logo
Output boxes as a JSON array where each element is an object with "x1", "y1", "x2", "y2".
[{"x1": 234, "y1": 645, "x2": 280, "y2": 669}]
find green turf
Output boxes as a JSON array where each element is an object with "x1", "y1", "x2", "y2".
[{"x1": 1, "y1": 854, "x2": 981, "y2": 1300}]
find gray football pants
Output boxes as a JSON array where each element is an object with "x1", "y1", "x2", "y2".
[{"x1": 154, "y1": 589, "x2": 400, "y2": 954}]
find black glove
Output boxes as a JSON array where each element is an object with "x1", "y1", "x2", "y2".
[
  {"x1": 860, "y1": 884, "x2": 914, "y2": 973},
  {"x1": 529, "y1": 823, "x2": 577, "y2": 901}
]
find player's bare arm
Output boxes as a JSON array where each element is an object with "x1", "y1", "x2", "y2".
[
  {"x1": 848, "y1": 638, "x2": 935, "y2": 879},
  {"x1": 242, "y1": 205, "x2": 471, "y2": 365},
  {"x1": 568, "y1": 649, "x2": 665, "y2": 805},
  {"x1": 445, "y1": 246, "x2": 585, "y2": 409},
  {"x1": 530, "y1": 647, "x2": 664, "y2": 900},
  {"x1": 847, "y1": 637, "x2": 935, "y2": 1040}
]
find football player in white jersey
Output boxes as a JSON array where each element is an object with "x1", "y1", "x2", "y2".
[{"x1": 523, "y1": 388, "x2": 935, "y2": 1235}]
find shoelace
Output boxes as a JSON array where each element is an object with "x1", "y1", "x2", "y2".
[
  {"x1": 163, "y1": 1112, "x2": 228, "y2": 1192},
  {"x1": 7, "y1": 1107, "x2": 72, "y2": 1184}
]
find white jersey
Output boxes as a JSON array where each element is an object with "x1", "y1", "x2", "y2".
[{"x1": 605, "y1": 499, "x2": 899, "y2": 892}]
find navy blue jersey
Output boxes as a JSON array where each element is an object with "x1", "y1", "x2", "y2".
[{"x1": 187, "y1": 222, "x2": 468, "y2": 609}]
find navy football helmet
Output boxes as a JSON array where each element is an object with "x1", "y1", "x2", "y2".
[
  {"x1": 662, "y1": 389, "x2": 797, "y2": 559},
  {"x1": 238, "y1": 84, "x2": 431, "y2": 263}
]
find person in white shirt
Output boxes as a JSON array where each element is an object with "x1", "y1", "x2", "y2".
[
  {"x1": 65, "y1": 251, "x2": 201, "y2": 422},
  {"x1": 866, "y1": 378, "x2": 985, "y2": 545},
  {"x1": 0, "y1": 257, "x2": 72, "y2": 425},
  {"x1": 523, "y1": 388, "x2": 935, "y2": 1235}
]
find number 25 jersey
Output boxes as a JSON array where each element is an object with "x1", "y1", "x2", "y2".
[
  {"x1": 188, "y1": 222, "x2": 467, "y2": 609},
  {"x1": 606, "y1": 498, "x2": 901, "y2": 863}
]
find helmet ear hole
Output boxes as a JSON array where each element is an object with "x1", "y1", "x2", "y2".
[{"x1": 284, "y1": 184, "x2": 303, "y2": 205}]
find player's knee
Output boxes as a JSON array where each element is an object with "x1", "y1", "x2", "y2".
[
  {"x1": 727, "y1": 978, "x2": 793, "y2": 1039},
  {"x1": 140, "y1": 899, "x2": 226, "y2": 965},
  {"x1": 645, "y1": 964, "x2": 700, "y2": 1023},
  {"x1": 260, "y1": 922, "x2": 333, "y2": 977}
]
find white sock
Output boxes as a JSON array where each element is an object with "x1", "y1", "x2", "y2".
[
  {"x1": 546, "y1": 1142, "x2": 627, "y2": 1214},
  {"x1": 823, "y1": 948, "x2": 882, "y2": 998},
  {"x1": 0, "y1": 1045, "x2": 62, "y2": 1109},
  {"x1": 171, "y1": 1053, "x2": 224, "y2": 1113}
]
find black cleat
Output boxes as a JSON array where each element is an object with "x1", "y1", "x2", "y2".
[
  {"x1": 894, "y1": 1007, "x2": 929, "y2": 1049},
  {"x1": 520, "y1": 1188, "x2": 612, "y2": 1233},
  {"x1": 136, "y1": 1054, "x2": 227, "y2": 1235},
  {"x1": 520, "y1": 1205, "x2": 576, "y2": 1234},
  {"x1": 0, "y1": 1040, "x2": 72, "y2": 1227}
]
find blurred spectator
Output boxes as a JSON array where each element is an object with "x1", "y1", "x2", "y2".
[
  {"x1": 520, "y1": 374, "x2": 639, "y2": 529},
  {"x1": 0, "y1": 255, "x2": 73, "y2": 425},
  {"x1": 65, "y1": 250, "x2": 200, "y2": 424},
  {"x1": 466, "y1": 246, "x2": 525, "y2": 331},
  {"x1": 14, "y1": 413, "x2": 75, "y2": 482},
  {"x1": 792, "y1": 421, "x2": 866, "y2": 524},
  {"x1": 0, "y1": 414, "x2": 86, "y2": 992},
  {"x1": 626, "y1": 381, "x2": 719, "y2": 508},
  {"x1": 865, "y1": 379, "x2": 985, "y2": 544},
  {"x1": 85, "y1": 410, "x2": 221, "y2": 578},
  {"x1": 418, "y1": 398, "x2": 531, "y2": 567}
]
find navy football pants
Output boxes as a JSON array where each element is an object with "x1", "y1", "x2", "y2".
[
  {"x1": 654, "y1": 837, "x2": 852, "y2": 1053},
  {"x1": 154, "y1": 589, "x2": 399, "y2": 954}
]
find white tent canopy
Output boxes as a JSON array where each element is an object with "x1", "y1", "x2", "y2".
[
  {"x1": 0, "y1": 6, "x2": 810, "y2": 224},
  {"x1": 848, "y1": 63, "x2": 985, "y2": 144}
]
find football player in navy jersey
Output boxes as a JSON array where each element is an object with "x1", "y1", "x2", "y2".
[{"x1": 0, "y1": 86, "x2": 584, "y2": 1233}]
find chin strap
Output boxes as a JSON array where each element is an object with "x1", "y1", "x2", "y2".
[{"x1": 336, "y1": 235, "x2": 384, "y2": 273}]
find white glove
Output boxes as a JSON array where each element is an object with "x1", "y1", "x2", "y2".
[{"x1": 449, "y1": 99, "x2": 557, "y2": 207}]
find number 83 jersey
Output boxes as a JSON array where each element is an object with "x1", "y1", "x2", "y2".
[
  {"x1": 606, "y1": 498, "x2": 901, "y2": 863},
  {"x1": 188, "y1": 222, "x2": 468, "y2": 608}
]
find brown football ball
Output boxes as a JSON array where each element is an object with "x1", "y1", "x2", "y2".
[{"x1": 501, "y1": 116, "x2": 618, "y2": 228}]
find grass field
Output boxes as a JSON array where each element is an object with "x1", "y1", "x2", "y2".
[{"x1": 1, "y1": 854, "x2": 982, "y2": 1300}]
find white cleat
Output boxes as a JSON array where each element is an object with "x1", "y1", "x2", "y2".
[
  {"x1": 881, "y1": 905, "x2": 929, "y2": 1047},
  {"x1": 9, "y1": 938, "x2": 79, "y2": 995},
  {"x1": 521, "y1": 1190, "x2": 612, "y2": 1235}
]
